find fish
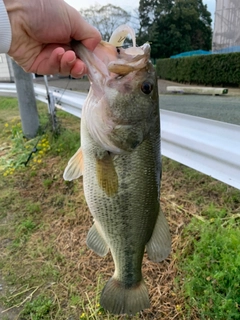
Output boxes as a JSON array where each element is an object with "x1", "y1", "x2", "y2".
[{"x1": 63, "y1": 24, "x2": 171, "y2": 315}]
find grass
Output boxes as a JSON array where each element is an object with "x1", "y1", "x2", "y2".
[
  {"x1": 20, "y1": 294, "x2": 54, "y2": 320},
  {"x1": 177, "y1": 213, "x2": 240, "y2": 319},
  {"x1": 0, "y1": 96, "x2": 240, "y2": 319}
]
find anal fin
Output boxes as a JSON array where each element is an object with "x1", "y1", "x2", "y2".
[
  {"x1": 146, "y1": 207, "x2": 171, "y2": 262},
  {"x1": 86, "y1": 222, "x2": 109, "y2": 257}
]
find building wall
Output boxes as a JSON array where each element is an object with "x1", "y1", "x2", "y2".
[
  {"x1": 0, "y1": 54, "x2": 14, "y2": 82},
  {"x1": 212, "y1": 0, "x2": 240, "y2": 52}
]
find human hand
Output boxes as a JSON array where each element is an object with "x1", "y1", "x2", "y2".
[{"x1": 3, "y1": 0, "x2": 101, "y2": 77}]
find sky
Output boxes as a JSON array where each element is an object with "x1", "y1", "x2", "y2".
[{"x1": 65, "y1": 0, "x2": 216, "y2": 23}]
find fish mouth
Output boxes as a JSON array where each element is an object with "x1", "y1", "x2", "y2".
[
  {"x1": 107, "y1": 43, "x2": 151, "y2": 76},
  {"x1": 71, "y1": 25, "x2": 151, "y2": 86}
]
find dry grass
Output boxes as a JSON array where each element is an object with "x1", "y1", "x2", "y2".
[{"x1": 0, "y1": 156, "x2": 216, "y2": 320}]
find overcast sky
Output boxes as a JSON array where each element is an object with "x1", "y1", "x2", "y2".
[{"x1": 65, "y1": 0, "x2": 216, "y2": 23}]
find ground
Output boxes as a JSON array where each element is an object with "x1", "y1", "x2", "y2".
[{"x1": 0, "y1": 85, "x2": 240, "y2": 320}]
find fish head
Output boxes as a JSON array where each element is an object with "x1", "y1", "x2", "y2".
[
  {"x1": 105, "y1": 44, "x2": 159, "y2": 153},
  {"x1": 105, "y1": 42, "x2": 158, "y2": 115},
  {"x1": 72, "y1": 26, "x2": 159, "y2": 153}
]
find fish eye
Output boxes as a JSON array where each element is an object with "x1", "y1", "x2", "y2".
[{"x1": 141, "y1": 82, "x2": 153, "y2": 95}]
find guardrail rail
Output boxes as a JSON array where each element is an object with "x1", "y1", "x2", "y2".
[{"x1": 1, "y1": 82, "x2": 240, "y2": 189}]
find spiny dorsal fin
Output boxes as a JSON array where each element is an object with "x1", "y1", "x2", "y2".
[
  {"x1": 96, "y1": 152, "x2": 118, "y2": 197},
  {"x1": 63, "y1": 147, "x2": 83, "y2": 181}
]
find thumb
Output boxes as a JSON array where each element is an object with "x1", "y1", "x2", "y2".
[{"x1": 67, "y1": 6, "x2": 102, "y2": 51}]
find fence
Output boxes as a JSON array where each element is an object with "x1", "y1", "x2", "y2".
[{"x1": 0, "y1": 82, "x2": 240, "y2": 190}]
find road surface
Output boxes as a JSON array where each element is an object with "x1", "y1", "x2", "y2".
[
  {"x1": 160, "y1": 94, "x2": 240, "y2": 125},
  {"x1": 34, "y1": 77, "x2": 240, "y2": 126}
]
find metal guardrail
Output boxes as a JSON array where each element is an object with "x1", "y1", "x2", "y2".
[
  {"x1": 161, "y1": 110, "x2": 240, "y2": 189},
  {"x1": 1, "y1": 82, "x2": 240, "y2": 189},
  {"x1": 34, "y1": 84, "x2": 87, "y2": 118}
]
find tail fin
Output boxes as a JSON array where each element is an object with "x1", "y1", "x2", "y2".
[{"x1": 100, "y1": 277, "x2": 149, "y2": 315}]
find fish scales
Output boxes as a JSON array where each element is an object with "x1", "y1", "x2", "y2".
[{"x1": 63, "y1": 24, "x2": 171, "y2": 315}]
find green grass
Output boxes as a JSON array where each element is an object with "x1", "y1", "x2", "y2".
[
  {"x1": 177, "y1": 209, "x2": 240, "y2": 319},
  {"x1": 19, "y1": 294, "x2": 54, "y2": 320},
  {"x1": 0, "y1": 100, "x2": 80, "y2": 175}
]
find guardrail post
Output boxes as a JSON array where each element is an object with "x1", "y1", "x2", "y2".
[
  {"x1": 11, "y1": 60, "x2": 39, "y2": 139},
  {"x1": 44, "y1": 75, "x2": 57, "y2": 132}
]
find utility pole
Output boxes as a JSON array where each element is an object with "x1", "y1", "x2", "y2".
[{"x1": 11, "y1": 60, "x2": 39, "y2": 139}]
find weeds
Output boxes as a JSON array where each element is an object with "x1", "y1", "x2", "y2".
[
  {"x1": 80, "y1": 277, "x2": 107, "y2": 320},
  {"x1": 19, "y1": 294, "x2": 54, "y2": 320},
  {"x1": 0, "y1": 102, "x2": 79, "y2": 177},
  {"x1": 178, "y1": 210, "x2": 240, "y2": 320},
  {"x1": 1, "y1": 118, "x2": 51, "y2": 175}
]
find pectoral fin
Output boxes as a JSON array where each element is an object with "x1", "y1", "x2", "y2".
[
  {"x1": 63, "y1": 148, "x2": 83, "y2": 181},
  {"x1": 146, "y1": 207, "x2": 171, "y2": 262},
  {"x1": 86, "y1": 222, "x2": 109, "y2": 257},
  {"x1": 96, "y1": 152, "x2": 118, "y2": 196}
]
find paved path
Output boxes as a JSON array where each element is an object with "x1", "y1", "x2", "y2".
[{"x1": 160, "y1": 94, "x2": 240, "y2": 125}]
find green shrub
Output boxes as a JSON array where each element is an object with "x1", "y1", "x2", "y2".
[{"x1": 156, "y1": 52, "x2": 240, "y2": 86}]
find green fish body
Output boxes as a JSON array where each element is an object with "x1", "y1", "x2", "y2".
[{"x1": 64, "y1": 25, "x2": 171, "y2": 315}]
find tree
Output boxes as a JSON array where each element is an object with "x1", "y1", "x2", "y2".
[
  {"x1": 137, "y1": 0, "x2": 212, "y2": 59},
  {"x1": 80, "y1": 4, "x2": 131, "y2": 41}
]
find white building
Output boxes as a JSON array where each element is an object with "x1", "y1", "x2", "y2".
[
  {"x1": 0, "y1": 53, "x2": 14, "y2": 82},
  {"x1": 212, "y1": 0, "x2": 240, "y2": 52}
]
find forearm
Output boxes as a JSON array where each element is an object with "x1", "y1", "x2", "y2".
[{"x1": 0, "y1": 0, "x2": 12, "y2": 53}]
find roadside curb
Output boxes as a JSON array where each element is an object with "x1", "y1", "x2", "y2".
[{"x1": 158, "y1": 79, "x2": 240, "y2": 97}]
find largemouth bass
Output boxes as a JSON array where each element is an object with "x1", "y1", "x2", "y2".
[{"x1": 63, "y1": 25, "x2": 171, "y2": 315}]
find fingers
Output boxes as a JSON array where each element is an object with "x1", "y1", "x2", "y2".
[
  {"x1": 81, "y1": 35, "x2": 102, "y2": 52},
  {"x1": 30, "y1": 46, "x2": 87, "y2": 77},
  {"x1": 59, "y1": 50, "x2": 87, "y2": 77},
  {"x1": 69, "y1": 59, "x2": 88, "y2": 78}
]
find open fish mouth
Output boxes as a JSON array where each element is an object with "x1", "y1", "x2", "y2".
[{"x1": 71, "y1": 25, "x2": 151, "y2": 85}]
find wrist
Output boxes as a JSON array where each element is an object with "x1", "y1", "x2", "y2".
[
  {"x1": 3, "y1": 0, "x2": 26, "y2": 58},
  {"x1": 0, "y1": 0, "x2": 12, "y2": 52}
]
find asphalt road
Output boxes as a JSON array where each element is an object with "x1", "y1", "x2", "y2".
[
  {"x1": 34, "y1": 77, "x2": 240, "y2": 126},
  {"x1": 160, "y1": 94, "x2": 240, "y2": 125}
]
